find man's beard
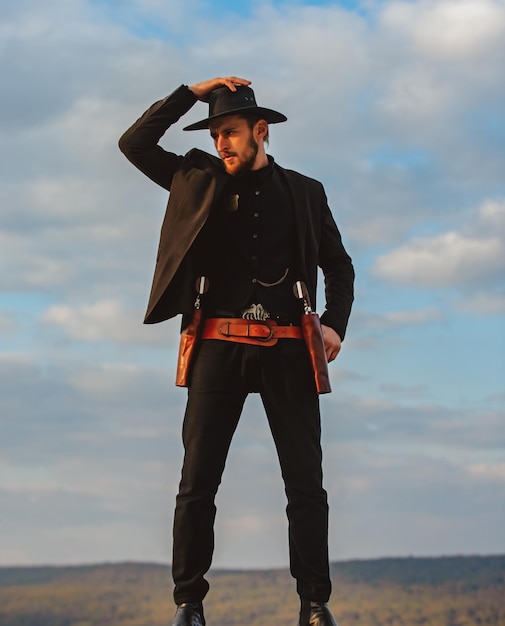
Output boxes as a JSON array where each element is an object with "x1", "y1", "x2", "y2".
[{"x1": 222, "y1": 135, "x2": 258, "y2": 177}]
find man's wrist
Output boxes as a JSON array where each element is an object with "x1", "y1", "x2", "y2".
[
  {"x1": 161, "y1": 84, "x2": 198, "y2": 110},
  {"x1": 320, "y1": 311, "x2": 345, "y2": 342}
]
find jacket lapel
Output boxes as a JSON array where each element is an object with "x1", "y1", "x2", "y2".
[{"x1": 275, "y1": 165, "x2": 309, "y2": 283}]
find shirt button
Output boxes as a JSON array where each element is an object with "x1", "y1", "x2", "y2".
[
  {"x1": 252, "y1": 255, "x2": 258, "y2": 261},
  {"x1": 252, "y1": 278, "x2": 257, "y2": 283},
  {"x1": 255, "y1": 190, "x2": 260, "y2": 196},
  {"x1": 253, "y1": 212, "x2": 259, "y2": 218},
  {"x1": 252, "y1": 233, "x2": 258, "y2": 239}
]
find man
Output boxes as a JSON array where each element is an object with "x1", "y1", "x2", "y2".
[{"x1": 119, "y1": 76, "x2": 354, "y2": 626}]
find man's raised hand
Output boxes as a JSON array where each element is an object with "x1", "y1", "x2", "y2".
[{"x1": 189, "y1": 76, "x2": 251, "y2": 102}]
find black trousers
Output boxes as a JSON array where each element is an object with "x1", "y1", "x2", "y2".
[{"x1": 172, "y1": 338, "x2": 331, "y2": 604}]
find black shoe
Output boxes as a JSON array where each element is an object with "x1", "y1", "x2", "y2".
[
  {"x1": 171, "y1": 602, "x2": 205, "y2": 626},
  {"x1": 298, "y1": 600, "x2": 338, "y2": 626}
]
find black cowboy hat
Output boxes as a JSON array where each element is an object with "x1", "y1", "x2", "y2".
[{"x1": 183, "y1": 85, "x2": 287, "y2": 131}]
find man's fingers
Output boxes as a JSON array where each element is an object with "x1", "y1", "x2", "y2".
[
  {"x1": 189, "y1": 76, "x2": 251, "y2": 101},
  {"x1": 326, "y1": 346, "x2": 341, "y2": 362},
  {"x1": 221, "y1": 76, "x2": 251, "y2": 91},
  {"x1": 321, "y1": 324, "x2": 342, "y2": 362}
]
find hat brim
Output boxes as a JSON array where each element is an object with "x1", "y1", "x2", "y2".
[{"x1": 183, "y1": 106, "x2": 287, "y2": 131}]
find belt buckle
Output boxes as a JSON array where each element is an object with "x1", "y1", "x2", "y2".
[
  {"x1": 253, "y1": 321, "x2": 274, "y2": 342},
  {"x1": 242, "y1": 303, "x2": 270, "y2": 321}
]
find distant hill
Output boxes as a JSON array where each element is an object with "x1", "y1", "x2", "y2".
[
  {"x1": 331, "y1": 554, "x2": 505, "y2": 586},
  {"x1": 0, "y1": 555, "x2": 504, "y2": 626}
]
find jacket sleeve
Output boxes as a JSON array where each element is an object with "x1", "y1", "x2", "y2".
[
  {"x1": 318, "y1": 189, "x2": 355, "y2": 341},
  {"x1": 118, "y1": 85, "x2": 198, "y2": 191}
]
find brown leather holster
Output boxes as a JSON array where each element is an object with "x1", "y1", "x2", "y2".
[
  {"x1": 175, "y1": 308, "x2": 203, "y2": 388},
  {"x1": 300, "y1": 312, "x2": 331, "y2": 394}
]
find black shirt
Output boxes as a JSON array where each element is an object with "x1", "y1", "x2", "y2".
[{"x1": 194, "y1": 157, "x2": 301, "y2": 321}]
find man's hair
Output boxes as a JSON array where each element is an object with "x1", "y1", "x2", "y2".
[{"x1": 238, "y1": 114, "x2": 270, "y2": 145}]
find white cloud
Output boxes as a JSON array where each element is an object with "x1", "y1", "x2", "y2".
[
  {"x1": 371, "y1": 0, "x2": 505, "y2": 182},
  {"x1": 381, "y1": 307, "x2": 444, "y2": 327},
  {"x1": 372, "y1": 198, "x2": 505, "y2": 288},
  {"x1": 458, "y1": 291, "x2": 505, "y2": 315},
  {"x1": 478, "y1": 198, "x2": 505, "y2": 232},
  {"x1": 348, "y1": 307, "x2": 445, "y2": 337},
  {"x1": 377, "y1": 68, "x2": 454, "y2": 121},
  {"x1": 0, "y1": 231, "x2": 74, "y2": 289},
  {"x1": 374, "y1": 230, "x2": 503, "y2": 287},
  {"x1": 382, "y1": 307, "x2": 443, "y2": 325},
  {"x1": 384, "y1": 0, "x2": 505, "y2": 61},
  {"x1": 379, "y1": 383, "x2": 428, "y2": 399},
  {"x1": 67, "y1": 361, "x2": 176, "y2": 400},
  {"x1": 468, "y1": 462, "x2": 505, "y2": 481},
  {"x1": 44, "y1": 299, "x2": 139, "y2": 341},
  {"x1": 42, "y1": 299, "x2": 181, "y2": 348},
  {"x1": 0, "y1": 311, "x2": 17, "y2": 334}
]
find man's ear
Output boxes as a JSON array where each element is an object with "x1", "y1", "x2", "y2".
[{"x1": 255, "y1": 119, "x2": 268, "y2": 140}]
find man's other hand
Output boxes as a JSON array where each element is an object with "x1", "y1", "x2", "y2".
[{"x1": 321, "y1": 325, "x2": 341, "y2": 362}]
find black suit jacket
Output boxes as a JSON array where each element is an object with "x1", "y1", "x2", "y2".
[{"x1": 119, "y1": 85, "x2": 354, "y2": 340}]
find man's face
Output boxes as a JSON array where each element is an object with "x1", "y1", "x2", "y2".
[{"x1": 210, "y1": 115, "x2": 259, "y2": 176}]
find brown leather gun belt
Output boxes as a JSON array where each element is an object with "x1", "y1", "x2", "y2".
[{"x1": 202, "y1": 318, "x2": 303, "y2": 347}]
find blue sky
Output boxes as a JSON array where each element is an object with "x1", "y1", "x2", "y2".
[{"x1": 1, "y1": 0, "x2": 504, "y2": 569}]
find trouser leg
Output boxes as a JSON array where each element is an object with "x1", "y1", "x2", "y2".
[
  {"x1": 259, "y1": 340, "x2": 331, "y2": 603},
  {"x1": 172, "y1": 341, "x2": 247, "y2": 605}
]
